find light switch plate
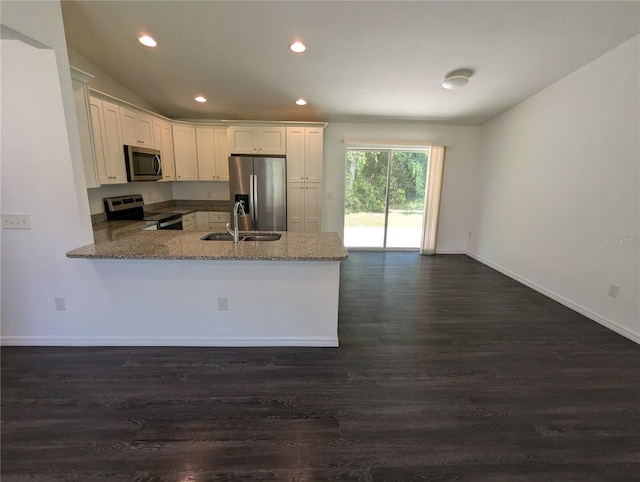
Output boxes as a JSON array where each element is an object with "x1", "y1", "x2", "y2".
[{"x1": 2, "y1": 213, "x2": 31, "y2": 229}]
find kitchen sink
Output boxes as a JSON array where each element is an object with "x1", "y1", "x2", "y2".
[
  {"x1": 241, "y1": 234, "x2": 282, "y2": 242},
  {"x1": 201, "y1": 233, "x2": 234, "y2": 241},
  {"x1": 201, "y1": 232, "x2": 282, "y2": 242}
]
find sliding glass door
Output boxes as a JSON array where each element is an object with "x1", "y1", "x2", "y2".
[{"x1": 344, "y1": 148, "x2": 429, "y2": 249}]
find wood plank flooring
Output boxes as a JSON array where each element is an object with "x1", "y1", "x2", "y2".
[{"x1": 2, "y1": 252, "x2": 639, "y2": 480}]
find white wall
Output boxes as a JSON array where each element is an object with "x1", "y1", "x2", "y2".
[
  {"x1": 172, "y1": 181, "x2": 230, "y2": 201},
  {"x1": 2, "y1": 0, "x2": 93, "y2": 244},
  {"x1": 472, "y1": 36, "x2": 640, "y2": 343},
  {"x1": 323, "y1": 122, "x2": 480, "y2": 252},
  {"x1": 67, "y1": 48, "x2": 157, "y2": 111}
]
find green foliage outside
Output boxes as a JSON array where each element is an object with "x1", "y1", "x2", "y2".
[{"x1": 345, "y1": 150, "x2": 428, "y2": 214}]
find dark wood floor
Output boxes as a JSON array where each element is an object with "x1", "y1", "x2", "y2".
[{"x1": 2, "y1": 253, "x2": 639, "y2": 481}]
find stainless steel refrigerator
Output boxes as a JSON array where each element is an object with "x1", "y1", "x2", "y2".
[{"x1": 228, "y1": 156, "x2": 287, "y2": 231}]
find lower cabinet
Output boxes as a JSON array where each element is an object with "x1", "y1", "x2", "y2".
[
  {"x1": 182, "y1": 213, "x2": 196, "y2": 231},
  {"x1": 287, "y1": 182, "x2": 321, "y2": 232},
  {"x1": 196, "y1": 211, "x2": 230, "y2": 231}
]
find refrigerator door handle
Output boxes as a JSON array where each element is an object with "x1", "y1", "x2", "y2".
[{"x1": 252, "y1": 174, "x2": 259, "y2": 229}]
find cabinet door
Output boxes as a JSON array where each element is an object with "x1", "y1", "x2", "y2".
[
  {"x1": 182, "y1": 213, "x2": 196, "y2": 231},
  {"x1": 136, "y1": 114, "x2": 154, "y2": 147},
  {"x1": 89, "y1": 98, "x2": 110, "y2": 186},
  {"x1": 196, "y1": 211, "x2": 210, "y2": 231},
  {"x1": 72, "y1": 76, "x2": 99, "y2": 188},
  {"x1": 228, "y1": 126, "x2": 257, "y2": 154},
  {"x1": 120, "y1": 107, "x2": 137, "y2": 146},
  {"x1": 213, "y1": 127, "x2": 230, "y2": 181},
  {"x1": 101, "y1": 100, "x2": 127, "y2": 183},
  {"x1": 304, "y1": 128, "x2": 323, "y2": 182},
  {"x1": 286, "y1": 183, "x2": 305, "y2": 232},
  {"x1": 286, "y1": 127, "x2": 305, "y2": 181},
  {"x1": 303, "y1": 183, "x2": 322, "y2": 232},
  {"x1": 258, "y1": 126, "x2": 286, "y2": 155},
  {"x1": 196, "y1": 127, "x2": 216, "y2": 180},
  {"x1": 153, "y1": 119, "x2": 176, "y2": 181},
  {"x1": 172, "y1": 125, "x2": 198, "y2": 181}
]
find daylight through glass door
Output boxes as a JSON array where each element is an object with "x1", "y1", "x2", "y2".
[{"x1": 344, "y1": 148, "x2": 429, "y2": 249}]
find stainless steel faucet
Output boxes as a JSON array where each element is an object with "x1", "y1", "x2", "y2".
[{"x1": 226, "y1": 201, "x2": 246, "y2": 243}]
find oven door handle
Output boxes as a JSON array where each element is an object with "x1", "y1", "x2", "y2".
[{"x1": 158, "y1": 216, "x2": 182, "y2": 229}]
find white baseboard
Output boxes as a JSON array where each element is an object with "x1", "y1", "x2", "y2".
[
  {"x1": 435, "y1": 249, "x2": 467, "y2": 254},
  {"x1": 465, "y1": 251, "x2": 640, "y2": 345},
  {"x1": 0, "y1": 336, "x2": 340, "y2": 347}
]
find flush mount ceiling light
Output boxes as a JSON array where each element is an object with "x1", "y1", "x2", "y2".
[
  {"x1": 138, "y1": 35, "x2": 157, "y2": 48},
  {"x1": 194, "y1": 96, "x2": 207, "y2": 103},
  {"x1": 289, "y1": 41, "x2": 306, "y2": 53},
  {"x1": 441, "y1": 70, "x2": 473, "y2": 90},
  {"x1": 296, "y1": 98, "x2": 307, "y2": 106}
]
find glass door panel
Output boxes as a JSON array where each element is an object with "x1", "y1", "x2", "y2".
[
  {"x1": 386, "y1": 151, "x2": 428, "y2": 248},
  {"x1": 344, "y1": 150, "x2": 389, "y2": 248}
]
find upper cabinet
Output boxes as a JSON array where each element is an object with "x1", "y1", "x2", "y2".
[
  {"x1": 228, "y1": 126, "x2": 286, "y2": 155},
  {"x1": 153, "y1": 118, "x2": 176, "y2": 181},
  {"x1": 172, "y1": 125, "x2": 198, "y2": 181},
  {"x1": 89, "y1": 97, "x2": 127, "y2": 185},
  {"x1": 286, "y1": 127, "x2": 323, "y2": 182},
  {"x1": 70, "y1": 67, "x2": 99, "y2": 188},
  {"x1": 120, "y1": 107, "x2": 154, "y2": 147},
  {"x1": 173, "y1": 125, "x2": 229, "y2": 181}
]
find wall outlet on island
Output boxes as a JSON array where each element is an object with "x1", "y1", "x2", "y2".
[
  {"x1": 207, "y1": 191, "x2": 212, "y2": 199},
  {"x1": 218, "y1": 296, "x2": 228, "y2": 311}
]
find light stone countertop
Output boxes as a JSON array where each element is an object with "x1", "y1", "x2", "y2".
[{"x1": 67, "y1": 221, "x2": 349, "y2": 261}]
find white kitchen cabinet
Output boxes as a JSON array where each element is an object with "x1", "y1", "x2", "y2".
[
  {"x1": 70, "y1": 67, "x2": 99, "y2": 188},
  {"x1": 286, "y1": 126, "x2": 323, "y2": 182},
  {"x1": 172, "y1": 125, "x2": 199, "y2": 181},
  {"x1": 89, "y1": 97, "x2": 127, "y2": 185},
  {"x1": 287, "y1": 182, "x2": 321, "y2": 232},
  {"x1": 120, "y1": 107, "x2": 154, "y2": 147},
  {"x1": 196, "y1": 211, "x2": 230, "y2": 231},
  {"x1": 228, "y1": 126, "x2": 286, "y2": 155},
  {"x1": 196, "y1": 127, "x2": 216, "y2": 180},
  {"x1": 182, "y1": 212, "x2": 196, "y2": 231},
  {"x1": 213, "y1": 127, "x2": 230, "y2": 181},
  {"x1": 153, "y1": 118, "x2": 176, "y2": 181}
]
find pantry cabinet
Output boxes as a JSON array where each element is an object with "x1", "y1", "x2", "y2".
[
  {"x1": 287, "y1": 182, "x2": 321, "y2": 232},
  {"x1": 153, "y1": 118, "x2": 176, "y2": 181},
  {"x1": 89, "y1": 97, "x2": 127, "y2": 185},
  {"x1": 286, "y1": 127, "x2": 323, "y2": 182},
  {"x1": 228, "y1": 126, "x2": 286, "y2": 155},
  {"x1": 120, "y1": 107, "x2": 154, "y2": 147},
  {"x1": 286, "y1": 127, "x2": 323, "y2": 232}
]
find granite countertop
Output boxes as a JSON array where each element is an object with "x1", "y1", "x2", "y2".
[{"x1": 68, "y1": 222, "x2": 348, "y2": 261}]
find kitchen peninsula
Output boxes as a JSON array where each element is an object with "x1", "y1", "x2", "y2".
[{"x1": 67, "y1": 227, "x2": 348, "y2": 347}]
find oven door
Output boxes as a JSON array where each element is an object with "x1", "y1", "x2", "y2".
[{"x1": 158, "y1": 216, "x2": 183, "y2": 230}]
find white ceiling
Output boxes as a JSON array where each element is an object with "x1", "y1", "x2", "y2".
[{"x1": 61, "y1": 1, "x2": 639, "y2": 125}]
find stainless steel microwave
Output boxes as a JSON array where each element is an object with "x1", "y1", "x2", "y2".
[{"x1": 124, "y1": 145, "x2": 162, "y2": 181}]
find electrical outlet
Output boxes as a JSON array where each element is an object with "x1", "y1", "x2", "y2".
[
  {"x1": 207, "y1": 191, "x2": 213, "y2": 199},
  {"x1": 54, "y1": 296, "x2": 66, "y2": 311},
  {"x1": 218, "y1": 296, "x2": 228, "y2": 311},
  {"x1": 608, "y1": 284, "x2": 620, "y2": 298},
  {"x1": 2, "y1": 213, "x2": 31, "y2": 230},
  {"x1": 327, "y1": 192, "x2": 334, "y2": 200}
]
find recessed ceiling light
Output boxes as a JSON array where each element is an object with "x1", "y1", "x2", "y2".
[
  {"x1": 289, "y1": 41, "x2": 306, "y2": 53},
  {"x1": 138, "y1": 35, "x2": 157, "y2": 48},
  {"x1": 195, "y1": 96, "x2": 207, "y2": 103},
  {"x1": 441, "y1": 70, "x2": 472, "y2": 90},
  {"x1": 296, "y1": 98, "x2": 307, "y2": 106}
]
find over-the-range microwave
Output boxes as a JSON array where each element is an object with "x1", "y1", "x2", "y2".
[{"x1": 124, "y1": 145, "x2": 162, "y2": 181}]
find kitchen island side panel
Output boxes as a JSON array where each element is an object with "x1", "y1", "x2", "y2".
[{"x1": 1, "y1": 259, "x2": 340, "y2": 347}]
